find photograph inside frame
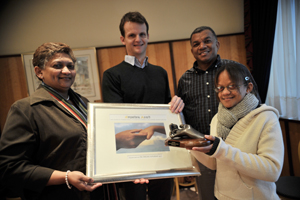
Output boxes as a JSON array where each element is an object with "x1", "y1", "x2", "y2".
[{"x1": 86, "y1": 103, "x2": 200, "y2": 183}]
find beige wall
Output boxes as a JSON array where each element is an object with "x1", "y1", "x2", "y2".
[{"x1": 0, "y1": 0, "x2": 244, "y2": 56}]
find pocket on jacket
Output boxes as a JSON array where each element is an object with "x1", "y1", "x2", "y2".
[{"x1": 215, "y1": 170, "x2": 253, "y2": 199}]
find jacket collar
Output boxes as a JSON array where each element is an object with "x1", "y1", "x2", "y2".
[{"x1": 29, "y1": 85, "x2": 56, "y2": 106}]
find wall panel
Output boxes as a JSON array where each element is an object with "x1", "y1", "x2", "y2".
[
  {"x1": 0, "y1": 56, "x2": 28, "y2": 131},
  {"x1": 171, "y1": 40, "x2": 195, "y2": 86},
  {"x1": 289, "y1": 122, "x2": 300, "y2": 176},
  {"x1": 280, "y1": 120, "x2": 290, "y2": 176},
  {"x1": 147, "y1": 43, "x2": 175, "y2": 97},
  {"x1": 97, "y1": 46, "x2": 127, "y2": 101},
  {"x1": 0, "y1": 34, "x2": 299, "y2": 180},
  {"x1": 0, "y1": 34, "x2": 250, "y2": 132},
  {"x1": 218, "y1": 34, "x2": 247, "y2": 67}
]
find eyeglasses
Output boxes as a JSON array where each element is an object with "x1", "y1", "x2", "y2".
[{"x1": 214, "y1": 84, "x2": 245, "y2": 93}]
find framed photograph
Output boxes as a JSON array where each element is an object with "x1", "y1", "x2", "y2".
[
  {"x1": 22, "y1": 47, "x2": 101, "y2": 102},
  {"x1": 86, "y1": 103, "x2": 200, "y2": 184}
]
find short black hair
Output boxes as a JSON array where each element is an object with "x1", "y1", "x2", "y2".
[{"x1": 190, "y1": 26, "x2": 217, "y2": 44}]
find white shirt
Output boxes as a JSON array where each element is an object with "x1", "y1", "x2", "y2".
[{"x1": 124, "y1": 55, "x2": 148, "y2": 69}]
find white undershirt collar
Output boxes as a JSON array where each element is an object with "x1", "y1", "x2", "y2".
[{"x1": 124, "y1": 55, "x2": 148, "y2": 69}]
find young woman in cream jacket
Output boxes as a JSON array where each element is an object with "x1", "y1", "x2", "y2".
[{"x1": 191, "y1": 62, "x2": 284, "y2": 200}]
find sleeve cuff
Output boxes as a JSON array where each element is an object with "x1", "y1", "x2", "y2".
[
  {"x1": 24, "y1": 166, "x2": 54, "y2": 193},
  {"x1": 206, "y1": 137, "x2": 220, "y2": 156}
]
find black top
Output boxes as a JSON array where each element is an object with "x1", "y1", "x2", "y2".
[
  {"x1": 0, "y1": 87, "x2": 107, "y2": 199},
  {"x1": 102, "y1": 61, "x2": 171, "y2": 104}
]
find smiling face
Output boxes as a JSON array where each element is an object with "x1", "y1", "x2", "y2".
[
  {"x1": 217, "y1": 70, "x2": 253, "y2": 109},
  {"x1": 34, "y1": 53, "x2": 76, "y2": 96},
  {"x1": 120, "y1": 22, "x2": 149, "y2": 61},
  {"x1": 190, "y1": 29, "x2": 220, "y2": 70}
]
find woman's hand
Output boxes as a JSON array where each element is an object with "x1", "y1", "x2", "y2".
[
  {"x1": 47, "y1": 170, "x2": 102, "y2": 191},
  {"x1": 68, "y1": 171, "x2": 102, "y2": 191},
  {"x1": 191, "y1": 135, "x2": 215, "y2": 153}
]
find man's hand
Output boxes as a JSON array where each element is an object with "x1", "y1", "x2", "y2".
[
  {"x1": 169, "y1": 95, "x2": 184, "y2": 113},
  {"x1": 133, "y1": 178, "x2": 149, "y2": 184}
]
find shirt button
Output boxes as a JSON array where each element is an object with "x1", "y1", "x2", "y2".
[
  {"x1": 208, "y1": 109, "x2": 211, "y2": 112},
  {"x1": 207, "y1": 95, "x2": 210, "y2": 98},
  {"x1": 206, "y1": 71, "x2": 208, "y2": 74},
  {"x1": 206, "y1": 82, "x2": 209, "y2": 85}
]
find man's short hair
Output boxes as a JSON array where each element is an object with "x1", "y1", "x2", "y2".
[
  {"x1": 119, "y1": 12, "x2": 149, "y2": 37},
  {"x1": 190, "y1": 26, "x2": 217, "y2": 44}
]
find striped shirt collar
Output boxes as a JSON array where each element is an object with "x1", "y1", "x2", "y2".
[
  {"x1": 192, "y1": 54, "x2": 221, "y2": 73},
  {"x1": 125, "y1": 55, "x2": 148, "y2": 69}
]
